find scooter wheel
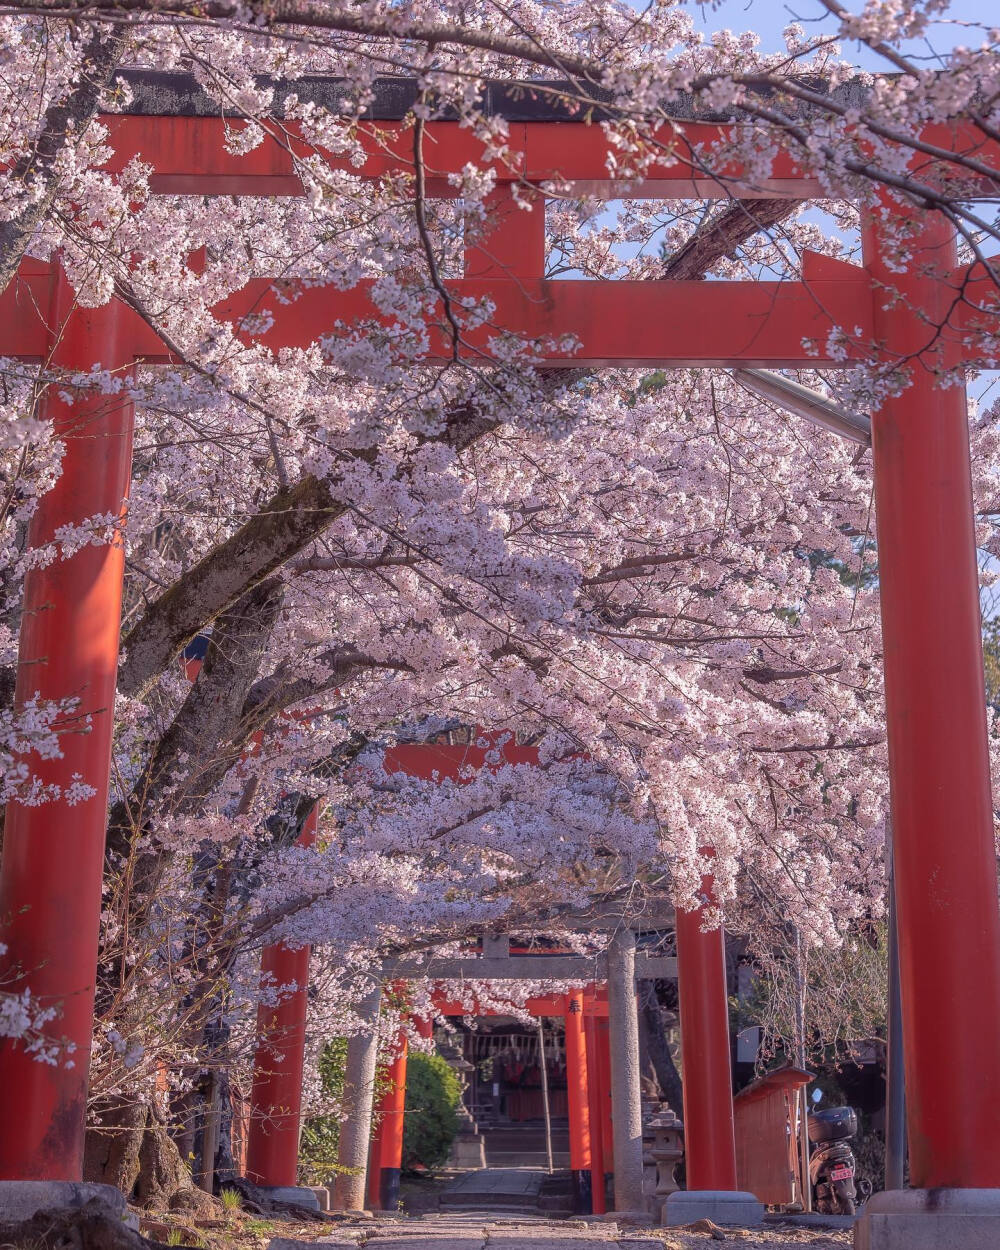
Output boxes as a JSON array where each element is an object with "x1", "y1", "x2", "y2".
[
  {"x1": 832, "y1": 1180, "x2": 857, "y2": 1216},
  {"x1": 814, "y1": 1184, "x2": 834, "y2": 1214}
]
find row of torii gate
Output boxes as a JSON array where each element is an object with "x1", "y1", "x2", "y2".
[
  {"x1": 243, "y1": 737, "x2": 686, "y2": 1216},
  {"x1": 0, "y1": 71, "x2": 999, "y2": 1244}
]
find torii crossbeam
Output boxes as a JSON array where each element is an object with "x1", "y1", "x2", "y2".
[{"x1": 0, "y1": 75, "x2": 999, "y2": 1233}]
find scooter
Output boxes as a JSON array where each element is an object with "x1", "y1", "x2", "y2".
[{"x1": 808, "y1": 1094, "x2": 863, "y2": 1215}]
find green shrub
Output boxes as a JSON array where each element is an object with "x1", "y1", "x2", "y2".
[
  {"x1": 402, "y1": 1051, "x2": 462, "y2": 1172},
  {"x1": 298, "y1": 1037, "x2": 348, "y2": 1186}
]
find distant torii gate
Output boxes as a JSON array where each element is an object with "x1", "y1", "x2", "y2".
[
  {"x1": 0, "y1": 74, "x2": 997, "y2": 1242},
  {"x1": 328, "y1": 737, "x2": 675, "y2": 1217},
  {"x1": 423, "y1": 984, "x2": 609, "y2": 1215}
]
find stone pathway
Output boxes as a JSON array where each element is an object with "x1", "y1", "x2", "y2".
[
  {"x1": 272, "y1": 1215, "x2": 659, "y2": 1250},
  {"x1": 269, "y1": 1212, "x2": 851, "y2": 1250}
]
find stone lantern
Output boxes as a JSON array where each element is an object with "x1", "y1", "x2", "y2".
[
  {"x1": 445, "y1": 1053, "x2": 487, "y2": 1169},
  {"x1": 648, "y1": 1107, "x2": 685, "y2": 1213}
]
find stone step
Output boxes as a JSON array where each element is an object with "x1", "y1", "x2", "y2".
[
  {"x1": 267, "y1": 1222, "x2": 664, "y2": 1250},
  {"x1": 440, "y1": 1201, "x2": 542, "y2": 1210},
  {"x1": 484, "y1": 1154, "x2": 571, "y2": 1168}
]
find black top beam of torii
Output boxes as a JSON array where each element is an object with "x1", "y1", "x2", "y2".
[{"x1": 112, "y1": 68, "x2": 869, "y2": 123}]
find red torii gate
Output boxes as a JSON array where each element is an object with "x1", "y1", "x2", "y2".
[
  {"x1": 374, "y1": 737, "x2": 604, "y2": 1214},
  {"x1": 0, "y1": 75, "x2": 996, "y2": 1231},
  {"x1": 422, "y1": 983, "x2": 610, "y2": 1215},
  {"x1": 238, "y1": 733, "x2": 627, "y2": 1212}
]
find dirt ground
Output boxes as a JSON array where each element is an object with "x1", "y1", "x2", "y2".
[
  {"x1": 654, "y1": 1225, "x2": 850, "y2": 1249},
  {"x1": 135, "y1": 1202, "x2": 853, "y2": 1250}
]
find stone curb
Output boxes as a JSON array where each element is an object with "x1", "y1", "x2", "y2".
[{"x1": 0, "y1": 1181, "x2": 127, "y2": 1224}]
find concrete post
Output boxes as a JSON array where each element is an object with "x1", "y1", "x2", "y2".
[
  {"x1": 332, "y1": 982, "x2": 382, "y2": 1211},
  {"x1": 606, "y1": 929, "x2": 644, "y2": 1212}
]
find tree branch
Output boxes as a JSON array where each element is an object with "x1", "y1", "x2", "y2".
[{"x1": 0, "y1": 24, "x2": 129, "y2": 293}]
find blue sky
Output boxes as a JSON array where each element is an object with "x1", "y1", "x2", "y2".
[
  {"x1": 684, "y1": 2, "x2": 1000, "y2": 599},
  {"x1": 680, "y1": 1, "x2": 1000, "y2": 411},
  {"x1": 684, "y1": 0, "x2": 990, "y2": 64}
]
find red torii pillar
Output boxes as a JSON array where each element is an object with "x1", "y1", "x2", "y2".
[
  {"x1": 0, "y1": 275, "x2": 136, "y2": 1182},
  {"x1": 674, "y1": 876, "x2": 738, "y2": 1192},
  {"x1": 668, "y1": 869, "x2": 762, "y2": 1225},
  {"x1": 367, "y1": 1027, "x2": 408, "y2": 1211},
  {"x1": 245, "y1": 803, "x2": 318, "y2": 1196},
  {"x1": 859, "y1": 207, "x2": 1000, "y2": 1210},
  {"x1": 564, "y1": 990, "x2": 593, "y2": 1214},
  {"x1": 594, "y1": 1019, "x2": 614, "y2": 1191},
  {"x1": 584, "y1": 1009, "x2": 607, "y2": 1215}
]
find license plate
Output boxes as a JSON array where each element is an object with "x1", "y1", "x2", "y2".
[{"x1": 830, "y1": 1165, "x2": 853, "y2": 1181}]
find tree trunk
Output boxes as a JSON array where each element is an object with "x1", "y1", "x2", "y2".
[
  {"x1": 638, "y1": 986, "x2": 685, "y2": 1114},
  {"x1": 84, "y1": 1097, "x2": 148, "y2": 1195},
  {"x1": 137, "y1": 1100, "x2": 218, "y2": 1215},
  {"x1": 84, "y1": 1095, "x2": 214, "y2": 1214}
]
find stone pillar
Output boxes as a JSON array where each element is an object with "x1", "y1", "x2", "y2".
[
  {"x1": 606, "y1": 929, "x2": 644, "y2": 1212},
  {"x1": 332, "y1": 982, "x2": 382, "y2": 1211}
]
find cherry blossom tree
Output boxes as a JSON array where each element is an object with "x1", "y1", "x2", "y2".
[{"x1": 0, "y1": 0, "x2": 998, "y2": 1201}]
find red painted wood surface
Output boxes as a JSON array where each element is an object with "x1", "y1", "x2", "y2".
[
  {"x1": 732, "y1": 1066, "x2": 812, "y2": 1206},
  {"x1": 584, "y1": 1013, "x2": 607, "y2": 1213},
  {"x1": 564, "y1": 992, "x2": 592, "y2": 1174},
  {"x1": 245, "y1": 804, "x2": 318, "y2": 1187},
  {"x1": 93, "y1": 114, "x2": 1000, "y2": 202},
  {"x1": 0, "y1": 277, "x2": 135, "y2": 1181},
  {"x1": 367, "y1": 1032, "x2": 408, "y2": 1209},
  {"x1": 675, "y1": 873, "x2": 738, "y2": 1192},
  {"x1": 5, "y1": 253, "x2": 1000, "y2": 372},
  {"x1": 384, "y1": 734, "x2": 538, "y2": 780},
  {"x1": 594, "y1": 1020, "x2": 614, "y2": 1171},
  {"x1": 863, "y1": 207, "x2": 1000, "y2": 1188},
  {"x1": 0, "y1": 105, "x2": 998, "y2": 1196}
]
